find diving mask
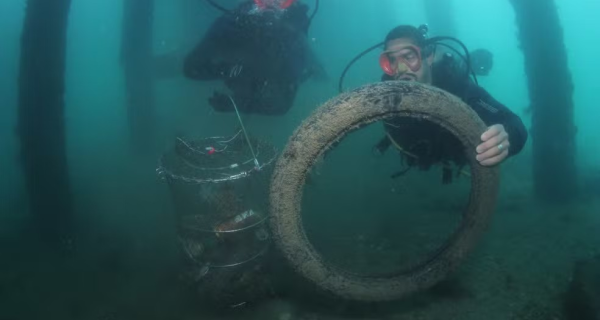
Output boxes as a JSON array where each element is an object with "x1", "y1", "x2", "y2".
[
  {"x1": 379, "y1": 44, "x2": 422, "y2": 76},
  {"x1": 254, "y1": 0, "x2": 296, "y2": 9}
]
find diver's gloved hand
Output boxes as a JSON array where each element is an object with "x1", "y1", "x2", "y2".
[
  {"x1": 476, "y1": 124, "x2": 510, "y2": 166},
  {"x1": 209, "y1": 91, "x2": 234, "y2": 112}
]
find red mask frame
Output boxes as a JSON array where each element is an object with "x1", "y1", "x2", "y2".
[
  {"x1": 379, "y1": 44, "x2": 423, "y2": 76},
  {"x1": 254, "y1": 0, "x2": 296, "y2": 9}
]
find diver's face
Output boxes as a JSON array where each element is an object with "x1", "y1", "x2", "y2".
[{"x1": 383, "y1": 38, "x2": 434, "y2": 84}]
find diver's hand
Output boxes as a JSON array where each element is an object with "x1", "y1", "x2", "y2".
[{"x1": 476, "y1": 124, "x2": 509, "y2": 166}]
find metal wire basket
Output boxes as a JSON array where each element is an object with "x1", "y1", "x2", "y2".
[{"x1": 157, "y1": 129, "x2": 278, "y2": 307}]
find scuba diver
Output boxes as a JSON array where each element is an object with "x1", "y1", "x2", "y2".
[
  {"x1": 184, "y1": 0, "x2": 324, "y2": 115},
  {"x1": 340, "y1": 25, "x2": 527, "y2": 183}
]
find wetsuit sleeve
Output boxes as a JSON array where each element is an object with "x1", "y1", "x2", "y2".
[{"x1": 465, "y1": 83, "x2": 528, "y2": 156}]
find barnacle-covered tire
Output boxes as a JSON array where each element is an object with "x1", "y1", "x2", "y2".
[{"x1": 269, "y1": 81, "x2": 500, "y2": 302}]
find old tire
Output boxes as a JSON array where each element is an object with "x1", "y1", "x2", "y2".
[{"x1": 269, "y1": 81, "x2": 500, "y2": 302}]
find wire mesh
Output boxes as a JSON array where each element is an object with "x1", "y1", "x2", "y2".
[{"x1": 158, "y1": 130, "x2": 278, "y2": 307}]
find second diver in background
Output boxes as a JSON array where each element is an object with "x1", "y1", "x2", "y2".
[{"x1": 184, "y1": 0, "x2": 325, "y2": 115}]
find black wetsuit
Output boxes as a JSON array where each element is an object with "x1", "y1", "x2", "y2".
[
  {"x1": 377, "y1": 54, "x2": 528, "y2": 180},
  {"x1": 184, "y1": 1, "x2": 317, "y2": 115}
]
